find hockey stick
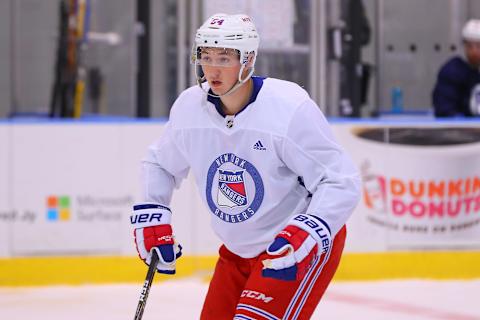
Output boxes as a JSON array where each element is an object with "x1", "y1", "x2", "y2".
[{"x1": 134, "y1": 249, "x2": 159, "y2": 320}]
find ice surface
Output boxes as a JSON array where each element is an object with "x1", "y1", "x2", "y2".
[{"x1": 0, "y1": 278, "x2": 479, "y2": 320}]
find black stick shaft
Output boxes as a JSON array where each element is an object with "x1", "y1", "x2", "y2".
[{"x1": 134, "y1": 250, "x2": 159, "y2": 320}]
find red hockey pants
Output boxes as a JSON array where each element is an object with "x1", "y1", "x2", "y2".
[{"x1": 200, "y1": 226, "x2": 346, "y2": 320}]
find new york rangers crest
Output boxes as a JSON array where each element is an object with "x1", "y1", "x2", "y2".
[
  {"x1": 206, "y1": 153, "x2": 264, "y2": 223},
  {"x1": 218, "y1": 169, "x2": 247, "y2": 207}
]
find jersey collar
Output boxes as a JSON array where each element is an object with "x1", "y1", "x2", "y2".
[{"x1": 207, "y1": 76, "x2": 265, "y2": 118}]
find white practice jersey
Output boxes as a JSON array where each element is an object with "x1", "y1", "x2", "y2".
[{"x1": 142, "y1": 78, "x2": 361, "y2": 258}]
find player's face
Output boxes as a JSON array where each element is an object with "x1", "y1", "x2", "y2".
[
  {"x1": 199, "y1": 48, "x2": 242, "y2": 95},
  {"x1": 464, "y1": 40, "x2": 480, "y2": 67}
]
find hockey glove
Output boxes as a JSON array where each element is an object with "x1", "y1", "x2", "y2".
[
  {"x1": 262, "y1": 214, "x2": 331, "y2": 281},
  {"x1": 131, "y1": 203, "x2": 182, "y2": 274}
]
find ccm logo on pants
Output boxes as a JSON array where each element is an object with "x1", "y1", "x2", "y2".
[{"x1": 241, "y1": 290, "x2": 274, "y2": 303}]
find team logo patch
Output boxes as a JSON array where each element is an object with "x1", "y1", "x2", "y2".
[
  {"x1": 206, "y1": 153, "x2": 264, "y2": 223},
  {"x1": 218, "y1": 169, "x2": 247, "y2": 207}
]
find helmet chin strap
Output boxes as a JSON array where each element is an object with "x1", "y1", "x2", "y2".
[{"x1": 195, "y1": 64, "x2": 255, "y2": 98}]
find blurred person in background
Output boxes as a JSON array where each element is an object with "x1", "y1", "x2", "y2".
[
  {"x1": 432, "y1": 19, "x2": 480, "y2": 117},
  {"x1": 339, "y1": 0, "x2": 371, "y2": 117}
]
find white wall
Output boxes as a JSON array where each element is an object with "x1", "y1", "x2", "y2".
[
  {"x1": 0, "y1": 125, "x2": 11, "y2": 255},
  {"x1": 1, "y1": 120, "x2": 479, "y2": 258},
  {"x1": 0, "y1": 121, "x2": 220, "y2": 258}
]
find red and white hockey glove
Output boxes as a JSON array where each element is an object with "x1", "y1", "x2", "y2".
[
  {"x1": 262, "y1": 214, "x2": 331, "y2": 281},
  {"x1": 130, "y1": 203, "x2": 182, "y2": 274}
]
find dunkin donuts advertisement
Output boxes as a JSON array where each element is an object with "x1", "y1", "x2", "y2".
[{"x1": 335, "y1": 124, "x2": 480, "y2": 250}]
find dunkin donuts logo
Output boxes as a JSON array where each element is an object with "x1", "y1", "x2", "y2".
[
  {"x1": 363, "y1": 175, "x2": 480, "y2": 219},
  {"x1": 355, "y1": 127, "x2": 480, "y2": 241}
]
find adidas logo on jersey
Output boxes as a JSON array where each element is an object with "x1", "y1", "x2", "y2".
[{"x1": 253, "y1": 140, "x2": 266, "y2": 151}]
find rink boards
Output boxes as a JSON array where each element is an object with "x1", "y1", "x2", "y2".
[{"x1": 0, "y1": 119, "x2": 479, "y2": 284}]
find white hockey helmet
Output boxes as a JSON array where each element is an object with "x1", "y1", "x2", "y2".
[
  {"x1": 192, "y1": 13, "x2": 260, "y2": 97},
  {"x1": 462, "y1": 19, "x2": 480, "y2": 42}
]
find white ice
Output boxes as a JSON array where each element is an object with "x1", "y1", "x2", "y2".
[{"x1": 1, "y1": 278, "x2": 479, "y2": 320}]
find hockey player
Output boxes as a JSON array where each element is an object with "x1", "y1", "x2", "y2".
[
  {"x1": 131, "y1": 13, "x2": 361, "y2": 319},
  {"x1": 432, "y1": 19, "x2": 480, "y2": 117}
]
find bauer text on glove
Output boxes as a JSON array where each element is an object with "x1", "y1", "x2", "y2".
[
  {"x1": 262, "y1": 214, "x2": 331, "y2": 281},
  {"x1": 131, "y1": 203, "x2": 182, "y2": 274}
]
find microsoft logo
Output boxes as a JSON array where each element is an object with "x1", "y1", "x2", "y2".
[{"x1": 46, "y1": 196, "x2": 71, "y2": 221}]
